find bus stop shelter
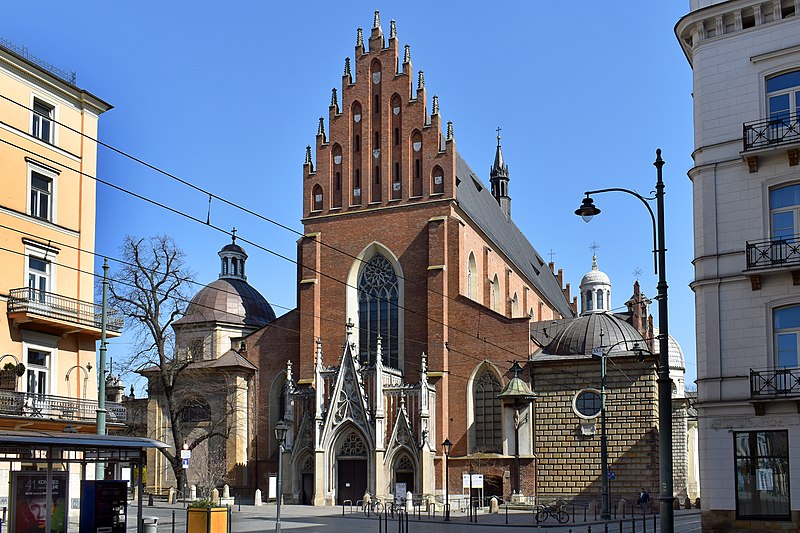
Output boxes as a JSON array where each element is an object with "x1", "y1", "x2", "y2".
[{"x1": 0, "y1": 429, "x2": 169, "y2": 533}]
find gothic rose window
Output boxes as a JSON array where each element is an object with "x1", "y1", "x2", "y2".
[
  {"x1": 358, "y1": 255, "x2": 399, "y2": 367},
  {"x1": 339, "y1": 432, "x2": 367, "y2": 457}
]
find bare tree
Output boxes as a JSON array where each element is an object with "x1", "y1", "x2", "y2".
[{"x1": 110, "y1": 235, "x2": 233, "y2": 491}]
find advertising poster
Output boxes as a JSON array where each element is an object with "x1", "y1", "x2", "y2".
[{"x1": 11, "y1": 472, "x2": 68, "y2": 533}]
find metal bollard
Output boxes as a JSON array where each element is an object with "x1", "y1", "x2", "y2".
[
  {"x1": 148, "y1": 493, "x2": 154, "y2": 506},
  {"x1": 642, "y1": 511, "x2": 647, "y2": 533},
  {"x1": 632, "y1": 517, "x2": 636, "y2": 533},
  {"x1": 653, "y1": 513, "x2": 657, "y2": 531},
  {"x1": 584, "y1": 505, "x2": 587, "y2": 522},
  {"x1": 588, "y1": 526, "x2": 592, "y2": 533},
  {"x1": 172, "y1": 510, "x2": 175, "y2": 533},
  {"x1": 619, "y1": 520, "x2": 623, "y2": 533},
  {"x1": 605, "y1": 523, "x2": 609, "y2": 533},
  {"x1": 572, "y1": 504, "x2": 576, "y2": 522},
  {"x1": 505, "y1": 501, "x2": 508, "y2": 524}
]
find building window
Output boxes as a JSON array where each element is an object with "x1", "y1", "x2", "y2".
[
  {"x1": 767, "y1": 71, "x2": 800, "y2": 126},
  {"x1": 31, "y1": 98, "x2": 54, "y2": 143},
  {"x1": 586, "y1": 290, "x2": 594, "y2": 311},
  {"x1": 312, "y1": 185, "x2": 323, "y2": 211},
  {"x1": 490, "y1": 274, "x2": 500, "y2": 311},
  {"x1": 28, "y1": 256, "x2": 50, "y2": 302},
  {"x1": 30, "y1": 172, "x2": 52, "y2": 221},
  {"x1": 473, "y1": 370, "x2": 501, "y2": 453},
  {"x1": 734, "y1": 430, "x2": 790, "y2": 520},
  {"x1": 467, "y1": 253, "x2": 478, "y2": 300},
  {"x1": 358, "y1": 255, "x2": 399, "y2": 368},
  {"x1": 597, "y1": 289, "x2": 604, "y2": 310},
  {"x1": 26, "y1": 348, "x2": 49, "y2": 397},
  {"x1": 769, "y1": 183, "x2": 800, "y2": 241},
  {"x1": 573, "y1": 389, "x2": 601, "y2": 419},
  {"x1": 510, "y1": 292, "x2": 519, "y2": 317},
  {"x1": 180, "y1": 402, "x2": 211, "y2": 423},
  {"x1": 774, "y1": 305, "x2": 800, "y2": 368}
]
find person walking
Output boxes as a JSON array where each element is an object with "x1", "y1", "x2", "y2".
[{"x1": 637, "y1": 488, "x2": 650, "y2": 515}]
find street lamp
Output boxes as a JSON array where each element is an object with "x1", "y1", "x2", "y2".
[
  {"x1": 274, "y1": 420, "x2": 289, "y2": 533},
  {"x1": 574, "y1": 149, "x2": 674, "y2": 533},
  {"x1": 592, "y1": 332, "x2": 648, "y2": 520},
  {"x1": 442, "y1": 439, "x2": 452, "y2": 521},
  {"x1": 65, "y1": 363, "x2": 92, "y2": 399}
]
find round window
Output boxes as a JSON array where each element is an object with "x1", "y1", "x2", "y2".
[{"x1": 573, "y1": 389, "x2": 602, "y2": 419}]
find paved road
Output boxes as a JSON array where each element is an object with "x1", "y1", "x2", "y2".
[{"x1": 123, "y1": 502, "x2": 702, "y2": 533}]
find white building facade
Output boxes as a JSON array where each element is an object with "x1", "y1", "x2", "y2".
[{"x1": 676, "y1": 1, "x2": 800, "y2": 530}]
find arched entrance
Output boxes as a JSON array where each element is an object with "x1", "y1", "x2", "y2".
[
  {"x1": 393, "y1": 454, "x2": 415, "y2": 495},
  {"x1": 336, "y1": 431, "x2": 368, "y2": 504},
  {"x1": 300, "y1": 455, "x2": 314, "y2": 505}
]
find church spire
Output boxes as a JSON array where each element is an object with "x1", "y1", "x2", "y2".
[{"x1": 489, "y1": 127, "x2": 511, "y2": 220}]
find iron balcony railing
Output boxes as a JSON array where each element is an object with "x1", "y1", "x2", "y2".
[
  {"x1": 751, "y1": 368, "x2": 800, "y2": 398},
  {"x1": 743, "y1": 113, "x2": 800, "y2": 151},
  {"x1": 745, "y1": 235, "x2": 800, "y2": 270},
  {"x1": 0, "y1": 390, "x2": 127, "y2": 423},
  {"x1": 7, "y1": 287, "x2": 123, "y2": 332}
]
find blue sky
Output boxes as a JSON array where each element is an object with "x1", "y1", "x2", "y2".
[{"x1": 1, "y1": 1, "x2": 697, "y2": 388}]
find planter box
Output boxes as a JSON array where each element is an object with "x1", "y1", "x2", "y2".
[{"x1": 187, "y1": 507, "x2": 230, "y2": 533}]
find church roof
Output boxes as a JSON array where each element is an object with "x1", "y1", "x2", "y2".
[
  {"x1": 530, "y1": 311, "x2": 645, "y2": 358},
  {"x1": 174, "y1": 277, "x2": 276, "y2": 328},
  {"x1": 454, "y1": 153, "x2": 574, "y2": 318}
]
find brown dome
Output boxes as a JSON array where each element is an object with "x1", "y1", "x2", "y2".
[{"x1": 174, "y1": 278, "x2": 276, "y2": 327}]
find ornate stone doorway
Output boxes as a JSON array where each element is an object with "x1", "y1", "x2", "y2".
[{"x1": 335, "y1": 431, "x2": 369, "y2": 504}]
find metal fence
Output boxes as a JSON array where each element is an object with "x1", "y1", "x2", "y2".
[
  {"x1": 743, "y1": 113, "x2": 800, "y2": 150},
  {"x1": 8, "y1": 287, "x2": 123, "y2": 332},
  {"x1": 0, "y1": 389, "x2": 127, "y2": 422}
]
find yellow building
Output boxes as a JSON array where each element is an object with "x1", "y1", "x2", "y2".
[{"x1": 0, "y1": 38, "x2": 119, "y2": 505}]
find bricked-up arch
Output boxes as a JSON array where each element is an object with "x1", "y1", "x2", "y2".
[
  {"x1": 312, "y1": 184, "x2": 323, "y2": 212},
  {"x1": 411, "y1": 130, "x2": 423, "y2": 197},
  {"x1": 490, "y1": 273, "x2": 500, "y2": 312},
  {"x1": 370, "y1": 59, "x2": 383, "y2": 204},
  {"x1": 332, "y1": 143, "x2": 343, "y2": 208},
  {"x1": 511, "y1": 292, "x2": 519, "y2": 318},
  {"x1": 391, "y1": 94, "x2": 402, "y2": 200},
  {"x1": 346, "y1": 243, "x2": 405, "y2": 370},
  {"x1": 431, "y1": 165, "x2": 444, "y2": 195},
  {"x1": 467, "y1": 362, "x2": 503, "y2": 453},
  {"x1": 352, "y1": 101, "x2": 363, "y2": 205},
  {"x1": 467, "y1": 252, "x2": 478, "y2": 301}
]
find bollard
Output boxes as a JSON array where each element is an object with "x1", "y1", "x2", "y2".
[
  {"x1": 343, "y1": 501, "x2": 346, "y2": 516},
  {"x1": 148, "y1": 493, "x2": 154, "y2": 506},
  {"x1": 653, "y1": 513, "x2": 657, "y2": 531},
  {"x1": 572, "y1": 504, "x2": 575, "y2": 522},
  {"x1": 505, "y1": 501, "x2": 508, "y2": 525},
  {"x1": 172, "y1": 510, "x2": 175, "y2": 533},
  {"x1": 605, "y1": 523, "x2": 609, "y2": 533},
  {"x1": 588, "y1": 526, "x2": 592, "y2": 533},
  {"x1": 632, "y1": 516, "x2": 636, "y2": 533},
  {"x1": 619, "y1": 520, "x2": 623, "y2": 533},
  {"x1": 584, "y1": 505, "x2": 587, "y2": 522},
  {"x1": 642, "y1": 510, "x2": 647, "y2": 533}
]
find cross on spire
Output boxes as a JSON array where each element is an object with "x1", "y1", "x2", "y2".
[
  {"x1": 496, "y1": 126, "x2": 502, "y2": 146},
  {"x1": 633, "y1": 267, "x2": 643, "y2": 281},
  {"x1": 231, "y1": 227, "x2": 237, "y2": 243},
  {"x1": 589, "y1": 241, "x2": 600, "y2": 255},
  {"x1": 548, "y1": 249, "x2": 556, "y2": 262}
]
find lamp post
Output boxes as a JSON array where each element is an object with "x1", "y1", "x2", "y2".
[
  {"x1": 468, "y1": 468, "x2": 475, "y2": 523},
  {"x1": 274, "y1": 420, "x2": 288, "y2": 533},
  {"x1": 574, "y1": 149, "x2": 673, "y2": 533},
  {"x1": 442, "y1": 439, "x2": 452, "y2": 521}
]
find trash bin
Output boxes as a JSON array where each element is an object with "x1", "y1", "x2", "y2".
[{"x1": 144, "y1": 516, "x2": 158, "y2": 533}]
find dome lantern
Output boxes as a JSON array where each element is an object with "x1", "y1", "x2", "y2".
[
  {"x1": 219, "y1": 228, "x2": 248, "y2": 281},
  {"x1": 579, "y1": 254, "x2": 612, "y2": 315}
]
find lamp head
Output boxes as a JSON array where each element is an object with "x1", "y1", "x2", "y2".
[
  {"x1": 274, "y1": 420, "x2": 289, "y2": 444},
  {"x1": 575, "y1": 195, "x2": 601, "y2": 223},
  {"x1": 442, "y1": 438, "x2": 452, "y2": 455}
]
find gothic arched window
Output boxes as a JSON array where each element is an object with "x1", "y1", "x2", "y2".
[
  {"x1": 586, "y1": 290, "x2": 594, "y2": 311},
  {"x1": 358, "y1": 255, "x2": 400, "y2": 367},
  {"x1": 467, "y1": 252, "x2": 478, "y2": 300},
  {"x1": 473, "y1": 370, "x2": 502, "y2": 453},
  {"x1": 597, "y1": 289, "x2": 604, "y2": 310},
  {"x1": 490, "y1": 274, "x2": 500, "y2": 312},
  {"x1": 511, "y1": 292, "x2": 519, "y2": 317}
]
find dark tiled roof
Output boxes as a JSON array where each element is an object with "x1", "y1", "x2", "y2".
[
  {"x1": 530, "y1": 312, "x2": 645, "y2": 359},
  {"x1": 454, "y1": 153, "x2": 574, "y2": 318}
]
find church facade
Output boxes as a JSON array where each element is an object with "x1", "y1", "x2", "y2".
[{"x1": 149, "y1": 12, "x2": 694, "y2": 508}]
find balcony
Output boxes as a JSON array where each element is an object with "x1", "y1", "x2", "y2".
[
  {"x1": 746, "y1": 235, "x2": 800, "y2": 270},
  {"x1": 0, "y1": 390, "x2": 127, "y2": 424},
  {"x1": 742, "y1": 114, "x2": 800, "y2": 172},
  {"x1": 6, "y1": 288, "x2": 122, "y2": 338}
]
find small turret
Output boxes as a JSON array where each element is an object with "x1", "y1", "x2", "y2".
[
  {"x1": 489, "y1": 128, "x2": 511, "y2": 219},
  {"x1": 219, "y1": 228, "x2": 248, "y2": 281}
]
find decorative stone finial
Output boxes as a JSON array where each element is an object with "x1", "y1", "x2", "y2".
[
  {"x1": 373, "y1": 11, "x2": 381, "y2": 29},
  {"x1": 421, "y1": 351, "x2": 428, "y2": 375},
  {"x1": 317, "y1": 117, "x2": 326, "y2": 142},
  {"x1": 403, "y1": 44, "x2": 411, "y2": 64},
  {"x1": 346, "y1": 318, "x2": 354, "y2": 340},
  {"x1": 304, "y1": 145, "x2": 312, "y2": 165},
  {"x1": 446, "y1": 121, "x2": 454, "y2": 141},
  {"x1": 315, "y1": 337, "x2": 323, "y2": 367},
  {"x1": 389, "y1": 19, "x2": 396, "y2": 39},
  {"x1": 356, "y1": 28, "x2": 364, "y2": 48},
  {"x1": 417, "y1": 70, "x2": 425, "y2": 91},
  {"x1": 286, "y1": 360, "x2": 293, "y2": 384},
  {"x1": 432, "y1": 95, "x2": 439, "y2": 115},
  {"x1": 331, "y1": 88, "x2": 339, "y2": 113},
  {"x1": 343, "y1": 57, "x2": 352, "y2": 83}
]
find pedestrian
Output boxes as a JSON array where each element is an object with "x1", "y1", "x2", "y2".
[{"x1": 637, "y1": 488, "x2": 650, "y2": 515}]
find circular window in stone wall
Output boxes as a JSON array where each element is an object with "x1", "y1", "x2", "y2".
[{"x1": 573, "y1": 388, "x2": 602, "y2": 419}]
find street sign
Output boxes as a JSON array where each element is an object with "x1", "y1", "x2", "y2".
[
  {"x1": 180, "y1": 449, "x2": 191, "y2": 459},
  {"x1": 182, "y1": 458, "x2": 189, "y2": 469},
  {"x1": 608, "y1": 471, "x2": 616, "y2": 481}
]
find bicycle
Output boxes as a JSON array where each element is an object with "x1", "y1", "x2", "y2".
[
  {"x1": 363, "y1": 495, "x2": 384, "y2": 516},
  {"x1": 535, "y1": 503, "x2": 569, "y2": 523}
]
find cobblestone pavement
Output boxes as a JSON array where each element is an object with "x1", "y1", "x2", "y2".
[{"x1": 124, "y1": 502, "x2": 702, "y2": 533}]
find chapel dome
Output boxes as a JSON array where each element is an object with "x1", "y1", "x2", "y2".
[
  {"x1": 176, "y1": 278, "x2": 276, "y2": 327},
  {"x1": 653, "y1": 330, "x2": 685, "y2": 370},
  {"x1": 580, "y1": 255, "x2": 611, "y2": 287},
  {"x1": 545, "y1": 312, "x2": 645, "y2": 357}
]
